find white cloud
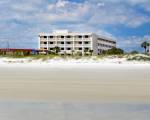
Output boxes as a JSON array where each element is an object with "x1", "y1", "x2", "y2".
[
  {"x1": 1, "y1": 0, "x2": 150, "y2": 27},
  {"x1": 56, "y1": 0, "x2": 69, "y2": 7},
  {"x1": 118, "y1": 35, "x2": 150, "y2": 51},
  {"x1": 126, "y1": 0, "x2": 150, "y2": 12},
  {"x1": 0, "y1": 0, "x2": 150, "y2": 49}
]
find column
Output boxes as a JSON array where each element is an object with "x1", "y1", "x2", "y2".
[
  {"x1": 73, "y1": 35, "x2": 75, "y2": 51},
  {"x1": 38, "y1": 35, "x2": 41, "y2": 49},
  {"x1": 55, "y1": 35, "x2": 57, "y2": 46},
  {"x1": 91, "y1": 36, "x2": 93, "y2": 50},
  {"x1": 47, "y1": 35, "x2": 48, "y2": 50},
  {"x1": 82, "y1": 35, "x2": 84, "y2": 55},
  {"x1": 64, "y1": 36, "x2": 66, "y2": 53}
]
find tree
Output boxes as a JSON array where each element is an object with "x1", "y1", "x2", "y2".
[
  {"x1": 89, "y1": 50, "x2": 93, "y2": 56},
  {"x1": 75, "y1": 51, "x2": 82, "y2": 56},
  {"x1": 71, "y1": 50, "x2": 75, "y2": 56},
  {"x1": 48, "y1": 49, "x2": 53, "y2": 54},
  {"x1": 103, "y1": 47, "x2": 124, "y2": 55},
  {"x1": 84, "y1": 48, "x2": 89, "y2": 55},
  {"x1": 53, "y1": 46, "x2": 60, "y2": 54},
  {"x1": 130, "y1": 50, "x2": 139, "y2": 54},
  {"x1": 141, "y1": 41, "x2": 149, "y2": 53}
]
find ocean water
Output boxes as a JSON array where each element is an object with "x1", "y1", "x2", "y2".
[{"x1": 0, "y1": 102, "x2": 150, "y2": 120}]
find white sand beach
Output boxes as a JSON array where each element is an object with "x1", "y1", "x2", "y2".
[{"x1": 0, "y1": 57, "x2": 150, "y2": 103}]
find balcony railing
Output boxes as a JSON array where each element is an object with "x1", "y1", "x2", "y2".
[
  {"x1": 65, "y1": 38, "x2": 73, "y2": 41},
  {"x1": 48, "y1": 39, "x2": 55, "y2": 41},
  {"x1": 40, "y1": 45, "x2": 47, "y2": 47},
  {"x1": 40, "y1": 39, "x2": 47, "y2": 41},
  {"x1": 57, "y1": 45, "x2": 65, "y2": 47}
]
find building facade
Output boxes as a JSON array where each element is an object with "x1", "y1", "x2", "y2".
[
  {"x1": 147, "y1": 46, "x2": 150, "y2": 54},
  {"x1": 39, "y1": 30, "x2": 116, "y2": 55}
]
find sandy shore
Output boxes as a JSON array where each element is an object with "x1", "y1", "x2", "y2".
[{"x1": 0, "y1": 63, "x2": 150, "y2": 103}]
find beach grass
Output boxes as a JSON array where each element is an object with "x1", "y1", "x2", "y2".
[{"x1": 0, "y1": 53, "x2": 150, "y2": 62}]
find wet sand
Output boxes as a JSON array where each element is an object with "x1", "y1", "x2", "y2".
[
  {"x1": 0, "y1": 102, "x2": 150, "y2": 120},
  {"x1": 0, "y1": 64, "x2": 150, "y2": 103}
]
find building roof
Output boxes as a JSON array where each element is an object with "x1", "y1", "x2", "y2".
[
  {"x1": 39, "y1": 29, "x2": 93, "y2": 36},
  {"x1": 39, "y1": 30, "x2": 116, "y2": 42}
]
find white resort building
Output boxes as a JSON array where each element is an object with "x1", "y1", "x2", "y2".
[{"x1": 39, "y1": 30, "x2": 116, "y2": 55}]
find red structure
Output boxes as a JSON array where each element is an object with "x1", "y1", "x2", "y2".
[{"x1": 0, "y1": 48, "x2": 38, "y2": 55}]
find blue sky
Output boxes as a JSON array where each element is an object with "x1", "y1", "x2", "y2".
[{"x1": 0, "y1": 0, "x2": 150, "y2": 52}]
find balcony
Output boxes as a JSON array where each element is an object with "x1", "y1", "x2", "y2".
[
  {"x1": 83, "y1": 44, "x2": 92, "y2": 47},
  {"x1": 57, "y1": 44, "x2": 65, "y2": 47},
  {"x1": 48, "y1": 38, "x2": 55, "y2": 41},
  {"x1": 74, "y1": 38, "x2": 83, "y2": 41},
  {"x1": 56, "y1": 38, "x2": 64, "y2": 41},
  {"x1": 40, "y1": 44, "x2": 47, "y2": 47},
  {"x1": 48, "y1": 44, "x2": 56, "y2": 47},
  {"x1": 82, "y1": 38, "x2": 91, "y2": 41},
  {"x1": 65, "y1": 38, "x2": 73, "y2": 41},
  {"x1": 65, "y1": 44, "x2": 73, "y2": 47},
  {"x1": 40, "y1": 39, "x2": 47, "y2": 41},
  {"x1": 74, "y1": 44, "x2": 83, "y2": 47},
  {"x1": 98, "y1": 41, "x2": 116, "y2": 47}
]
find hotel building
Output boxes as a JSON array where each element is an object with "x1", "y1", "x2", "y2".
[
  {"x1": 39, "y1": 30, "x2": 116, "y2": 55},
  {"x1": 148, "y1": 46, "x2": 150, "y2": 54}
]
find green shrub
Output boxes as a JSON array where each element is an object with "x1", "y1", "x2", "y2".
[
  {"x1": 129, "y1": 51, "x2": 139, "y2": 54},
  {"x1": 102, "y1": 47, "x2": 124, "y2": 55},
  {"x1": 127, "y1": 55, "x2": 150, "y2": 61}
]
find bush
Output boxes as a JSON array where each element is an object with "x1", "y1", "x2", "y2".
[
  {"x1": 102, "y1": 47, "x2": 124, "y2": 55},
  {"x1": 130, "y1": 51, "x2": 139, "y2": 54},
  {"x1": 127, "y1": 55, "x2": 150, "y2": 61}
]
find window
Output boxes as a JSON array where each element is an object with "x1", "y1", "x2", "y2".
[
  {"x1": 49, "y1": 42, "x2": 53, "y2": 44},
  {"x1": 44, "y1": 42, "x2": 47, "y2": 44},
  {"x1": 50, "y1": 48, "x2": 53, "y2": 50},
  {"x1": 49, "y1": 36, "x2": 53, "y2": 38},
  {"x1": 40, "y1": 36, "x2": 45, "y2": 39},
  {"x1": 84, "y1": 42, "x2": 89, "y2": 44},
  {"x1": 101, "y1": 44, "x2": 104, "y2": 47},
  {"x1": 61, "y1": 36, "x2": 64, "y2": 38},
  {"x1": 84, "y1": 48, "x2": 89, "y2": 50},
  {"x1": 61, "y1": 42, "x2": 64, "y2": 44},
  {"x1": 67, "y1": 42, "x2": 71, "y2": 44},
  {"x1": 44, "y1": 48, "x2": 47, "y2": 50},
  {"x1": 66, "y1": 36, "x2": 71, "y2": 38},
  {"x1": 79, "y1": 48, "x2": 82, "y2": 50},
  {"x1": 84, "y1": 35, "x2": 89, "y2": 38},
  {"x1": 113, "y1": 41, "x2": 116, "y2": 44},
  {"x1": 78, "y1": 42, "x2": 82, "y2": 44},
  {"x1": 44, "y1": 36, "x2": 47, "y2": 38},
  {"x1": 67, "y1": 48, "x2": 71, "y2": 50},
  {"x1": 61, "y1": 48, "x2": 64, "y2": 50},
  {"x1": 78, "y1": 35, "x2": 82, "y2": 38}
]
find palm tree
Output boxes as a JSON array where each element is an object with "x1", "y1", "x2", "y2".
[
  {"x1": 84, "y1": 48, "x2": 89, "y2": 55},
  {"x1": 71, "y1": 50, "x2": 75, "y2": 56},
  {"x1": 53, "y1": 46, "x2": 60, "y2": 54},
  {"x1": 141, "y1": 41, "x2": 149, "y2": 53},
  {"x1": 89, "y1": 50, "x2": 93, "y2": 56}
]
